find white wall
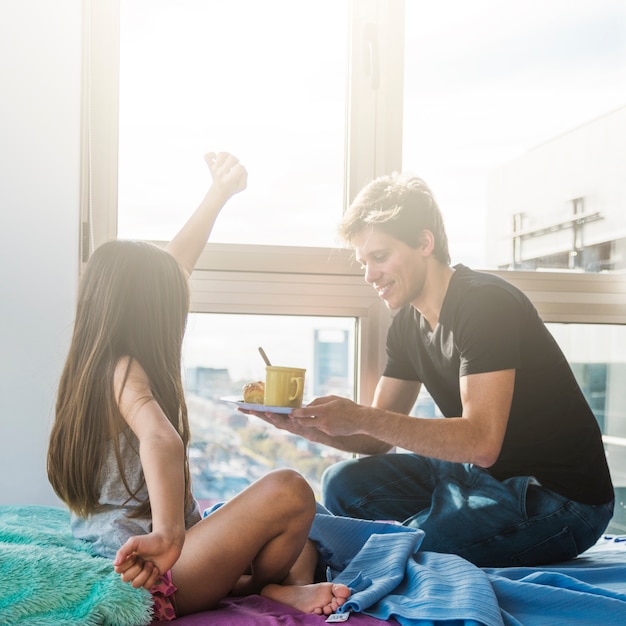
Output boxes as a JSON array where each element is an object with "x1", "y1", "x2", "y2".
[{"x1": 0, "y1": 0, "x2": 82, "y2": 504}]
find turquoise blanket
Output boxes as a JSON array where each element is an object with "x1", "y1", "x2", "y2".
[{"x1": 0, "y1": 505, "x2": 153, "y2": 626}]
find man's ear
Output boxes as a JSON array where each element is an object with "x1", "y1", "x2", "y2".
[{"x1": 418, "y1": 230, "x2": 436, "y2": 255}]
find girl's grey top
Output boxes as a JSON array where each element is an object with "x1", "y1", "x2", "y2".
[{"x1": 71, "y1": 427, "x2": 201, "y2": 559}]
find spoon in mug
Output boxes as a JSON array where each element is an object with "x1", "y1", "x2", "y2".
[{"x1": 258, "y1": 346, "x2": 272, "y2": 367}]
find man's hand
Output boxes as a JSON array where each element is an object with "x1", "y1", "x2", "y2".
[
  {"x1": 241, "y1": 395, "x2": 393, "y2": 456},
  {"x1": 242, "y1": 395, "x2": 365, "y2": 440},
  {"x1": 241, "y1": 407, "x2": 329, "y2": 443},
  {"x1": 290, "y1": 395, "x2": 365, "y2": 437}
]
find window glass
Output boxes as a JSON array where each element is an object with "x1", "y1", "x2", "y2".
[
  {"x1": 402, "y1": 0, "x2": 626, "y2": 271},
  {"x1": 546, "y1": 323, "x2": 626, "y2": 533},
  {"x1": 182, "y1": 313, "x2": 356, "y2": 507},
  {"x1": 118, "y1": 0, "x2": 348, "y2": 246}
]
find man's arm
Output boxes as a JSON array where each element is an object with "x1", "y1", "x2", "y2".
[
  {"x1": 372, "y1": 375, "x2": 421, "y2": 414},
  {"x1": 247, "y1": 406, "x2": 392, "y2": 455},
  {"x1": 247, "y1": 376, "x2": 421, "y2": 456},
  {"x1": 292, "y1": 369, "x2": 515, "y2": 466}
]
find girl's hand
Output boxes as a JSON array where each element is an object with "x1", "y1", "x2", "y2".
[
  {"x1": 114, "y1": 530, "x2": 185, "y2": 589},
  {"x1": 204, "y1": 151, "x2": 247, "y2": 201},
  {"x1": 113, "y1": 550, "x2": 160, "y2": 590},
  {"x1": 164, "y1": 150, "x2": 248, "y2": 274}
]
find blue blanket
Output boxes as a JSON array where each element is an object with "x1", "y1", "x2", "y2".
[
  {"x1": 484, "y1": 539, "x2": 626, "y2": 626},
  {"x1": 0, "y1": 505, "x2": 153, "y2": 626},
  {"x1": 310, "y1": 508, "x2": 626, "y2": 626}
]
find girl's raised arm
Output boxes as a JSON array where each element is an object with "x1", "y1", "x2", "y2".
[{"x1": 165, "y1": 152, "x2": 247, "y2": 276}]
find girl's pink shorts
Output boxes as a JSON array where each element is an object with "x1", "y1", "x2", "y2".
[{"x1": 150, "y1": 570, "x2": 177, "y2": 621}]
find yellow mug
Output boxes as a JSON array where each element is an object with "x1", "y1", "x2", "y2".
[{"x1": 264, "y1": 366, "x2": 306, "y2": 408}]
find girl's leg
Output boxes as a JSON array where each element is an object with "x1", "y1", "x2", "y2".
[
  {"x1": 256, "y1": 535, "x2": 351, "y2": 616},
  {"x1": 281, "y1": 538, "x2": 319, "y2": 585},
  {"x1": 171, "y1": 469, "x2": 348, "y2": 616}
]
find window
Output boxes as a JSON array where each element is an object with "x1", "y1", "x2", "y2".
[
  {"x1": 178, "y1": 241, "x2": 389, "y2": 502},
  {"x1": 183, "y1": 313, "x2": 357, "y2": 504},
  {"x1": 83, "y1": 0, "x2": 404, "y2": 254},
  {"x1": 117, "y1": 0, "x2": 350, "y2": 247},
  {"x1": 86, "y1": 0, "x2": 626, "y2": 274},
  {"x1": 85, "y1": 0, "x2": 626, "y2": 512},
  {"x1": 546, "y1": 323, "x2": 626, "y2": 533}
]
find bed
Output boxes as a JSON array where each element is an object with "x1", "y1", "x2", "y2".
[{"x1": 1, "y1": 504, "x2": 625, "y2": 625}]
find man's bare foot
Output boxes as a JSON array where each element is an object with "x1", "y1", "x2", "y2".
[{"x1": 261, "y1": 582, "x2": 351, "y2": 616}]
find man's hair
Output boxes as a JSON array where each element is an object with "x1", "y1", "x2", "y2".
[{"x1": 338, "y1": 172, "x2": 451, "y2": 265}]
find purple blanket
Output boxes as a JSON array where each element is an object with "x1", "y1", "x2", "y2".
[{"x1": 163, "y1": 595, "x2": 396, "y2": 625}]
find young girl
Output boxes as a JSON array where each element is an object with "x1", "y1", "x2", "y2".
[{"x1": 47, "y1": 152, "x2": 350, "y2": 620}]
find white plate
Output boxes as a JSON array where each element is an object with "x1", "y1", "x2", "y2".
[{"x1": 220, "y1": 396, "x2": 296, "y2": 414}]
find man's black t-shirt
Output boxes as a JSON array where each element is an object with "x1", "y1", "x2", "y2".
[{"x1": 384, "y1": 264, "x2": 613, "y2": 505}]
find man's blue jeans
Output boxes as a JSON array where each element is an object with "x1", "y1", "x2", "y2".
[{"x1": 321, "y1": 453, "x2": 614, "y2": 567}]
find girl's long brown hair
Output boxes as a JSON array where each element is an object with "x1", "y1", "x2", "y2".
[{"x1": 48, "y1": 240, "x2": 193, "y2": 518}]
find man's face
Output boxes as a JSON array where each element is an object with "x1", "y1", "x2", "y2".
[{"x1": 352, "y1": 226, "x2": 427, "y2": 310}]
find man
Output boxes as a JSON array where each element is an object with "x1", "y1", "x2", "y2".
[{"x1": 255, "y1": 173, "x2": 614, "y2": 567}]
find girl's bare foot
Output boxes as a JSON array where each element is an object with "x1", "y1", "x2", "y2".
[{"x1": 261, "y1": 582, "x2": 351, "y2": 616}]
